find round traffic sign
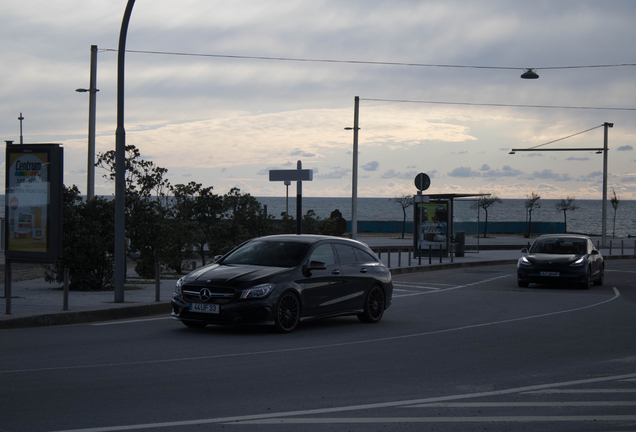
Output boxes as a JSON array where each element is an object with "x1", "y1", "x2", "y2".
[{"x1": 414, "y1": 173, "x2": 431, "y2": 191}]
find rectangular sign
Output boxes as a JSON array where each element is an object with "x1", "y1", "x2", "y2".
[
  {"x1": 269, "y1": 169, "x2": 313, "y2": 182},
  {"x1": 5, "y1": 144, "x2": 63, "y2": 262}
]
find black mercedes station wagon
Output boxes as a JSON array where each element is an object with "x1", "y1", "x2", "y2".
[{"x1": 171, "y1": 235, "x2": 393, "y2": 332}]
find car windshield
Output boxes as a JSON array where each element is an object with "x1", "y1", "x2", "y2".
[
  {"x1": 222, "y1": 240, "x2": 311, "y2": 268},
  {"x1": 530, "y1": 238, "x2": 587, "y2": 255}
]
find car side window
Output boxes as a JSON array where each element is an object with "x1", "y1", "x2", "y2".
[
  {"x1": 309, "y1": 244, "x2": 336, "y2": 266},
  {"x1": 354, "y1": 248, "x2": 378, "y2": 263},
  {"x1": 334, "y1": 244, "x2": 357, "y2": 264}
]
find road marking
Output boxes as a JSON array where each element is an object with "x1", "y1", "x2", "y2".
[
  {"x1": 48, "y1": 371, "x2": 636, "y2": 432},
  {"x1": 522, "y1": 389, "x2": 636, "y2": 394},
  {"x1": 3, "y1": 288, "x2": 621, "y2": 375},
  {"x1": 393, "y1": 284, "x2": 441, "y2": 290},
  {"x1": 230, "y1": 415, "x2": 636, "y2": 424},
  {"x1": 606, "y1": 270, "x2": 636, "y2": 274},
  {"x1": 404, "y1": 401, "x2": 636, "y2": 407},
  {"x1": 90, "y1": 317, "x2": 169, "y2": 326},
  {"x1": 394, "y1": 281, "x2": 455, "y2": 286}
]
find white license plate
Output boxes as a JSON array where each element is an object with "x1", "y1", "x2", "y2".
[
  {"x1": 190, "y1": 303, "x2": 219, "y2": 314},
  {"x1": 540, "y1": 271, "x2": 560, "y2": 277}
]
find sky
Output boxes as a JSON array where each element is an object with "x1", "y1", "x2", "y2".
[{"x1": 2, "y1": 0, "x2": 636, "y2": 200}]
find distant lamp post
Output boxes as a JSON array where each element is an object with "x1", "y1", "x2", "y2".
[
  {"x1": 18, "y1": 113, "x2": 24, "y2": 144},
  {"x1": 76, "y1": 45, "x2": 99, "y2": 201},
  {"x1": 521, "y1": 68, "x2": 539, "y2": 79},
  {"x1": 510, "y1": 122, "x2": 613, "y2": 247},
  {"x1": 345, "y1": 96, "x2": 360, "y2": 239}
]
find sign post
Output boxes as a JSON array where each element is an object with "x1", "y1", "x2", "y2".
[{"x1": 269, "y1": 161, "x2": 313, "y2": 235}]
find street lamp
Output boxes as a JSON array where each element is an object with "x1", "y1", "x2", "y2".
[
  {"x1": 510, "y1": 122, "x2": 613, "y2": 247},
  {"x1": 345, "y1": 96, "x2": 360, "y2": 239},
  {"x1": 521, "y1": 68, "x2": 539, "y2": 79},
  {"x1": 76, "y1": 45, "x2": 99, "y2": 201}
]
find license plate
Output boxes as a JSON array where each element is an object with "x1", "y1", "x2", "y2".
[
  {"x1": 190, "y1": 303, "x2": 219, "y2": 314},
  {"x1": 540, "y1": 271, "x2": 560, "y2": 277}
]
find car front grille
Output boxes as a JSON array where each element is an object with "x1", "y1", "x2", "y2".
[{"x1": 182, "y1": 286, "x2": 237, "y2": 304}]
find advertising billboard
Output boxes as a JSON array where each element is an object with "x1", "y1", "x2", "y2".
[
  {"x1": 5, "y1": 144, "x2": 63, "y2": 262},
  {"x1": 414, "y1": 200, "x2": 449, "y2": 256}
]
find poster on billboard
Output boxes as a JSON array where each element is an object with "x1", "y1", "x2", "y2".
[
  {"x1": 5, "y1": 144, "x2": 63, "y2": 262},
  {"x1": 416, "y1": 202, "x2": 448, "y2": 251}
]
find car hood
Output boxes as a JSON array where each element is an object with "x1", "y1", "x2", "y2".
[
  {"x1": 526, "y1": 253, "x2": 583, "y2": 265},
  {"x1": 183, "y1": 264, "x2": 291, "y2": 287}
]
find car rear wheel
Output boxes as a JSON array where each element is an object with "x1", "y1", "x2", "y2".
[
  {"x1": 182, "y1": 320, "x2": 207, "y2": 329},
  {"x1": 274, "y1": 292, "x2": 300, "y2": 333},
  {"x1": 358, "y1": 285, "x2": 385, "y2": 323}
]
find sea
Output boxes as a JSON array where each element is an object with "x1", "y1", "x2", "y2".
[{"x1": 257, "y1": 197, "x2": 636, "y2": 238}]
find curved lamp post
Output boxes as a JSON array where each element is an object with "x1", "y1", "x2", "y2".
[{"x1": 114, "y1": 0, "x2": 136, "y2": 303}]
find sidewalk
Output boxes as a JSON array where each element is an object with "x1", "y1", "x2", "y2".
[{"x1": 1, "y1": 234, "x2": 634, "y2": 329}]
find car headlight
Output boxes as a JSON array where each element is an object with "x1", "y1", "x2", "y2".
[
  {"x1": 519, "y1": 256, "x2": 532, "y2": 265},
  {"x1": 240, "y1": 283, "x2": 275, "y2": 299},
  {"x1": 570, "y1": 257, "x2": 585, "y2": 266},
  {"x1": 174, "y1": 277, "x2": 184, "y2": 295}
]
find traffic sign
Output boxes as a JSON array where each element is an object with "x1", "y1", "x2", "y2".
[{"x1": 414, "y1": 172, "x2": 431, "y2": 191}]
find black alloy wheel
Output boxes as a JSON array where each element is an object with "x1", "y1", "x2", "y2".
[
  {"x1": 358, "y1": 285, "x2": 385, "y2": 323},
  {"x1": 182, "y1": 320, "x2": 207, "y2": 329},
  {"x1": 275, "y1": 292, "x2": 300, "y2": 333}
]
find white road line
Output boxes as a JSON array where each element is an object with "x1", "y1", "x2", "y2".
[
  {"x1": 90, "y1": 317, "x2": 169, "y2": 326},
  {"x1": 393, "y1": 284, "x2": 442, "y2": 290},
  {"x1": 394, "y1": 281, "x2": 455, "y2": 286},
  {"x1": 522, "y1": 389, "x2": 636, "y2": 394},
  {"x1": 4, "y1": 288, "x2": 621, "y2": 375},
  {"x1": 49, "y1": 371, "x2": 636, "y2": 432},
  {"x1": 606, "y1": 270, "x2": 636, "y2": 274},
  {"x1": 230, "y1": 415, "x2": 636, "y2": 424},
  {"x1": 404, "y1": 401, "x2": 636, "y2": 407}
]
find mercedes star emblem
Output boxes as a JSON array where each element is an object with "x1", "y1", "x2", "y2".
[{"x1": 199, "y1": 288, "x2": 213, "y2": 302}]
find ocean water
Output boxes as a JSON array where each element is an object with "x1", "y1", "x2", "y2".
[{"x1": 258, "y1": 197, "x2": 636, "y2": 238}]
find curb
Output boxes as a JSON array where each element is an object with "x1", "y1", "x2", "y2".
[{"x1": 0, "y1": 302, "x2": 172, "y2": 330}]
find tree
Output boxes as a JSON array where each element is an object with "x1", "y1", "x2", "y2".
[
  {"x1": 472, "y1": 194, "x2": 502, "y2": 238},
  {"x1": 610, "y1": 188, "x2": 620, "y2": 238},
  {"x1": 555, "y1": 196, "x2": 578, "y2": 233},
  {"x1": 45, "y1": 185, "x2": 115, "y2": 290},
  {"x1": 525, "y1": 192, "x2": 541, "y2": 237},
  {"x1": 393, "y1": 194, "x2": 414, "y2": 239}
]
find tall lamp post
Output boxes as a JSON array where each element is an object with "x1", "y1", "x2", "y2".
[
  {"x1": 76, "y1": 45, "x2": 99, "y2": 201},
  {"x1": 345, "y1": 96, "x2": 360, "y2": 239},
  {"x1": 114, "y1": 0, "x2": 136, "y2": 303},
  {"x1": 510, "y1": 122, "x2": 613, "y2": 247}
]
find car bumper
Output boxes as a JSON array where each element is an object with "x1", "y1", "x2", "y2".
[
  {"x1": 517, "y1": 267, "x2": 587, "y2": 285},
  {"x1": 171, "y1": 294, "x2": 274, "y2": 325}
]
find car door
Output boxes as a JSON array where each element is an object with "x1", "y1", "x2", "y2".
[
  {"x1": 297, "y1": 243, "x2": 346, "y2": 316},
  {"x1": 332, "y1": 243, "x2": 371, "y2": 312}
]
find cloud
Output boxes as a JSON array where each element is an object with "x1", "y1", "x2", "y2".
[
  {"x1": 529, "y1": 170, "x2": 571, "y2": 182},
  {"x1": 291, "y1": 149, "x2": 316, "y2": 157},
  {"x1": 361, "y1": 161, "x2": 379, "y2": 171},
  {"x1": 448, "y1": 167, "x2": 481, "y2": 178},
  {"x1": 617, "y1": 145, "x2": 634, "y2": 151},
  {"x1": 566, "y1": 157, "x2": 590, "y2": 161},
  {"x1": 482, "y1": 165, "x2": 523, "y2": 177},
  {"x1": 315, "y1": 167, "x2": 350, "y2": 179},
  {"x1": 381, "y1": 169, "x2": 417, "y2": 179},
  {"x1": 480, "y1": 164, "x2": 490, "y2": 171}
]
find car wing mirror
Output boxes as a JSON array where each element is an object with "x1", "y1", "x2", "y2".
[
  {"x1": 309, "y1": 260, "x2": 327, "y2": 270},
  {"x1": 213, "y1": 255, "x2": 223, "y2": 262},
  {"x1": 590, "y1": 249, "x2": 600, "y2": 255},
  {"x1": 520, "y1": 248, "x2": 528, "y2": 254}
]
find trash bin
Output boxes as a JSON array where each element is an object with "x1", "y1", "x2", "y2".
[{"x1": 455, "y1": 231, "x2": 465, "y2": 257}]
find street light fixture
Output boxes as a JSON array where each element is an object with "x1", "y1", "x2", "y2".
[{"x1": 521, "y1": 68, "x2": 539, "y2": 79}]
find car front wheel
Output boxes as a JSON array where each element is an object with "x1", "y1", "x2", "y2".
[
  {"x1": 274, "y1": 292, "x2": 300, "y2": 333},
  {"x1": 358, "y1": 285, "x2": 385, "y2": 323},
  {"x1": 593, "y1": 265, "x2": 605, "y2": 286},
  {"x1": 580, "y1": 267, "x2": 591, "y2": 290}
]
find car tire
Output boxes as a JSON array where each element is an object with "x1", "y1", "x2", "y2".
[
  {"x1": 182, "y1": 320, "x2": 207, "y2": 329},
  {"x1": 274, "y1": 292, "x2": 300, "y2": 333},
  {"x1": 517, "y1": 279, "x2": 529, "y2": 288},
  {"x1": 580, "y1": 267, "x2": 592, "y2": 290},
  {"x1": 358, "y1": 285, "x2": 385, "y2": 324},
  {"x1": 593, "y1": 265, "x2": 605, "y2": 286}
]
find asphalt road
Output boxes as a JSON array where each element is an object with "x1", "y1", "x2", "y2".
[{"x1": 1, "y1": 260, "x2": 635, "y2": 432}]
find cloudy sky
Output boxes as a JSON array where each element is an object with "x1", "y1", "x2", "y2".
[{"x1": 2, "y1": 0, "x2": 635, "y2": 199}]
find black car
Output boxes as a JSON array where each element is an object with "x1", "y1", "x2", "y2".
[
  {"x1": 517, "y1": 234, "x2": 604, "y2": 289},
  {"x1": 171, "y1": 235, "x2": 393, "y2": 332}
]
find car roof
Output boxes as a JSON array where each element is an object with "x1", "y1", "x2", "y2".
[
  {"x1": 253, "y1": 234, "x2": 370, "y2": 248},
  {"x1": 535, "y1": 234, "x2": 590, "y2": 240}
]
